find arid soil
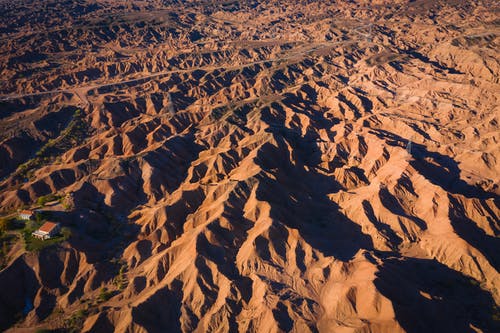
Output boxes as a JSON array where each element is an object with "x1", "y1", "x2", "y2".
[{"x1": 0, "y1": 0, "x2": 499, "y2": 332}]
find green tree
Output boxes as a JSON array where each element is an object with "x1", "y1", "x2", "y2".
[
  {"x1": 35, "y1": 212, "x2": 44, "y2": 223},
  {"x1": 26, "y1": 220, "x2": 38, "y2": 231},
  {"x1": 0, "y1": 218, "x2": 13, "y2": 232}
]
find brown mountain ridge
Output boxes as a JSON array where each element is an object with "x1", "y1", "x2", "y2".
[{"x1": 0, "y1": 0, "x2": 499, "y2": 332}]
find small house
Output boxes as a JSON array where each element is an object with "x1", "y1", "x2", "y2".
[
  {"x1": 19, "y1": 210, "x2": 34, "y2": 220},
  {"x1": 32, "y1": 222, "x2": 60, "y2": 240}
]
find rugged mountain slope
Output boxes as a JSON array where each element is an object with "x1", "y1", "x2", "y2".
[{"x1": 0, "y1": 0, "x2": 499, "y2": 332}]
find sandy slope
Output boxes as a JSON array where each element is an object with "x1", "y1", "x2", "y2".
[{"x1": 0, "y1": 0, "x2": 499, "y2": 332}]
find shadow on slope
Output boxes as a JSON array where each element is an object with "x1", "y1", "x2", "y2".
[
  {"x1": 254, "y1": 102, "x2": 373, "y2": 260},
  {"x1": 0, "y1": 257, "x2": 39, "y2": 331},
  {"x1": 131, "y1": 284, "x2": 182, "y2": 333},
  {"x1": 374, "y1": 256, "x2": 500, "y2": 333},
  {"x1": 448, "y1": 195, "x2": 500, "y2": 271},
  {"x1": 370, "y1": 129, "x2": 499, "y2": 200}
]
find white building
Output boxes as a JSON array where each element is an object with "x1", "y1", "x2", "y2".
[
  {"x1": 18, "y1": 210, "x2": 34, "y2": 220},
  {"x1": 32, "y1": 221, "x2": 60, "y2": 240}
]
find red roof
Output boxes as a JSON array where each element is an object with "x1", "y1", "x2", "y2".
[
  {"x1": 39, "y1": 222, "x2": 59, "y2": 233},
  {"x1": 20, "y1": 210, "x2": 33, "y2": 215}
]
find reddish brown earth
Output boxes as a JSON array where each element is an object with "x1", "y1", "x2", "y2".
[{"x1": 0, "y1": 0, "x2": 499, "y2": 332}]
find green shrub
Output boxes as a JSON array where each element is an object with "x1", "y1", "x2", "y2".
[
  {"x1": 75, "y1": 309, "x2": 86, "y2": 318},
  {"x1": 62, "y1": 201, "x2": 72, "y2": 211},
  {"x1": 36, "y1": 194, "x2": 62, "y2": 206},
  {"x1": 26, "y1": 220, "x2": 39, "y2": 230},
  {"x1": 113, "y1": 262, "x2": 128, "y2": 291},
  {"x1": 64, "y1": 308, "x2": 87, "y2": 333},
  {"x1": 16, "y1": 108, "x2": 88, "y2": 181},
  {"x1": 34, "y1": 212, "x2": 44, "y2": 223},
  {"x1": 98, "y1": 287, "x2": 112, "y2": 302},
  {"x1": 0, "y1": 218, "x2": 15, "y2": 232},
  {"x1": 61, "y1": 227, "x2": 72, "y2": 240}
]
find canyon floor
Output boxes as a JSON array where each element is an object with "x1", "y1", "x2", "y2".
[{"x1": 0, "y1": 0, "x2": 499, "y2": 332}]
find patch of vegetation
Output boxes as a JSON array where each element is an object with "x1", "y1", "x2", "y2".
[
  {"x1": 63, "y1": 309, "x2": 87, "y2": 333},
  {"x1": 42, "y1": 109, "x2": 87, "y2": 154},
  {"x1": 36, "y1": 193, "x2": 64, "y2": 206},
  {"x1": 21, "y1": 221, "x2": 66, "y2": 252},
  {"x1": 0, "y1": 235, "x2": 15, "y2": 270},
  {"x1": 112, "y1": 260, "x2": 129, "y2": 291},
  {"x1": 0, "y1": 216, "x2": 21, "y2": 269},
  {"x1": 59, "y1": 282, "x2": 120, "y2": 330},
  {"x1": 61, "y1": 227, "x2": 72, "y2": 240},
  {"x1": 23, "y1": 233, "x2": 64, "y2": 252},
  {"x1": 493, "y1": 305, "x2": 500, "y2": 321},
  {"x1": 98, "y1": 287, "x2": 113, "y2": 302},
  {"x1": 210, "y1": 105, "x2": 229, "y2": 120},
  {"x1": 469, "y1": 278, "x2": 480, "y2": 287},
  {"x1": 62, "y1": 200, "x2": 73, "y2": 211},
  {"x1": 16, "y1": 109, "x2": 88, "y2": 180},
  {"x1": 0, "y1": 217, "x2": 16, "y2": 233},
  {"x1": 34, "y1": 210, "x2": 57, "y2": 222}
]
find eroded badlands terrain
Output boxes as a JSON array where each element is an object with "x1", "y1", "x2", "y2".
[{"x1": 0, "y1": 0, "x2": 499, "y2": 332}]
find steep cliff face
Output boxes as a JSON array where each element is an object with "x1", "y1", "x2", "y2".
[{"x1": 0, "y1": 0, "x2": 499, "y2": 332}]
